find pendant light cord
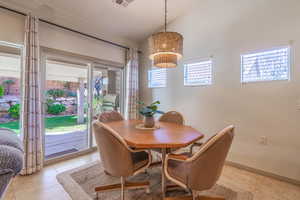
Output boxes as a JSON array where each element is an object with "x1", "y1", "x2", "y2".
[{"x1": 165, "y1": 0, "x2": 167, "y2": 32}]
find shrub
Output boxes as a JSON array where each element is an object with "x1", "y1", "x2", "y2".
[
  {"x1": 0, "y1": 85, "x2": 4, "y2": 98},
  {"x1": 47, "y1": 104, "x2": 66, "y2": 115},
  {"x1": 8, "y1": 104, "x2": 20, "y2": 119},
  {"x1": 47, "y1": 89, "x2": 65, "y2": 99}
]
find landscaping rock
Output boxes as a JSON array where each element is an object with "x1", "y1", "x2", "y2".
[
  {"x1": 56, "y1": 97, "x2": 66, "y2": 101},
  {"x1": 0, "y1": 103, "x2": 10, "y2": 111}
]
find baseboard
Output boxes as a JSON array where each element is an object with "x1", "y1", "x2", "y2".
[{"x1": 225, "y1": 161, "x2": 300, "y2": 186}]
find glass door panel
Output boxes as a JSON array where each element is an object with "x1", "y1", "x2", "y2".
[
  {"x1": 92, "y1": 67, "x2": 122, "y2": 146},
  {"x1": 0, "y1": 45, "x2": 22, "y2": 135},
  {"x1": 44, "y1": 60, "x2": 89, "y2": 159}
]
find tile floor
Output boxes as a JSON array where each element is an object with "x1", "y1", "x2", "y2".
[{"x1": 3, "y1": 152, "x2": 300, "y2": 200}]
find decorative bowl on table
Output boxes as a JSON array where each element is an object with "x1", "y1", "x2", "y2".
[{"x1": 135, "y1": 123, "x2": 160, "y2": 130}]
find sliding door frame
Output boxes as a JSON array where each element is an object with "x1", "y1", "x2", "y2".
[{"x1": 40, "y1": 48, "x2": 125, "y2": 165}]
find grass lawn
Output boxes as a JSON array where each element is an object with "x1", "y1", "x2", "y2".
[{"x1": 0, "y1": 115, "x2": 87, "y2": 134}]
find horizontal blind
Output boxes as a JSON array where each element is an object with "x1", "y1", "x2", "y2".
[
  {"x1": 184, "y1": 60, "x2": 212, "y2": 86},
  {"x1": 241, "y1": 47, "x2": 290, "y2": 82},
  {"x1": 148, "y1": 68, "x2": 166, "y2": 88}
]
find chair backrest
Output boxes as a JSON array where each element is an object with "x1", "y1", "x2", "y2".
[
  {"x1": 186, "y1": 125, "x2": 234, "y2": 191},
  {"x1": 92, "y1": 121, "x2": 135, "y2": 177},
  {"x1": 98, "y1": 111, "x2": 124, "y2": 123},
  {"x1": 159, "y1": 111, "x2": 184, "y2": 125}
]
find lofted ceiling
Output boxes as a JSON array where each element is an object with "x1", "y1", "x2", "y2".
[{"x1": 0, "y1": 0, "x2": 196, "y2": 45}]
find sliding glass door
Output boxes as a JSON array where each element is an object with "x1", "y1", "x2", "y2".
[
  {"x1": 0, "y1": 43, "x2": 22, "y2": 135},
  {"x1": 42, "y1": 57, "x2": 124, "y2": 160},
  {"x1": 44, "y1": 60, "x2": 89, "y2": 159},
  {"x1": 91, "y1": 66, "x2": 123, "y2": 146}
]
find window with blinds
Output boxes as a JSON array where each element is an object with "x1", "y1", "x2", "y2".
[
  {"x1": 148, "y1": 68, "x2": 167, "y2": 88},
  {"x1": 184, "y1": 59, "x2": 212, "y2": 86},
  {"x1": 241, "y1": 47, "x2": 290, "y2": 83}
]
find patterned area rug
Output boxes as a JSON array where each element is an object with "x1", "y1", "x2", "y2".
[{"x1": 57, "y1": 162, "x2": 253, "y2": 200}]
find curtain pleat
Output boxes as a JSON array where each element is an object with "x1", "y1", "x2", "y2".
[
  {"x1": 125, "y1": 48, "x2": 139, "y2": 120},
  {"x1": 20, "y1": 15, "x2": 43, "y2": 175}
]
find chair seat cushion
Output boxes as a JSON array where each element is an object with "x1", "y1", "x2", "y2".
[{"x1": 131, "y1": 151, "x2": 149, "y2": 171}]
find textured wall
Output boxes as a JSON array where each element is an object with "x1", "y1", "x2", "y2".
[{"x1": 139, "y1": 0, "x2": 300, "y2": 181}]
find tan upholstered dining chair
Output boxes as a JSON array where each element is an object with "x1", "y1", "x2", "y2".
[
  {"x1": 158, "y1": 111, "x2": 203, "y2": 154},
  {"x1": 98, "y1": 110, "x2": 124, "y2": 123},
  {"x1": 164, "y1": 125, "x2": 235, "y2": 200},
  {"x1": 93, "y1": 112, "x2": 152, "y2": 200},
  {"x1": 159, "y1": 111, "x2": 185, "y2": 125},
  {"x1": 151, "y1": 111, "x2": 186, "y2": 164}
]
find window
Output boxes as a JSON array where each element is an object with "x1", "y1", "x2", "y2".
[
  {"x1": 148, "y1": 68, "x2": 167, "y2": 88},
  {"x1": 184, "y1": 59, "x2": 212, "y2": 86},
  {"x1": 241, "y1": 47, "x2": 290, "y2": 83},
  {"x1": 0, "y1": 43, "x2": 22, "y2": 135}
]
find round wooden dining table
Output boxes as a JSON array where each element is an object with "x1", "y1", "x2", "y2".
[{"x1": 103, "y1": 119, "x2": 205, "y2": 198}]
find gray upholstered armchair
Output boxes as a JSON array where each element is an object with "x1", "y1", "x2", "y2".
[
  {"x1": 0, "y1": 128, "x2": 23, "y2": 199},
  {"x1": 164, "y1": 125, "x2": 235, "y2": 200}
]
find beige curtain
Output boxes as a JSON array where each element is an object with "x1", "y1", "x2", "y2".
[
  {"x1": 21, "y1": 15, "x2": 43, "y2": 175},
  {"x1": 125, "y1": 48, "x2": 139, "y2": 120}
]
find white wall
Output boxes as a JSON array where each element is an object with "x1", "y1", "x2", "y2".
[
  {"x1": 0, "y1": 10, "x2": 24, "y2": 45},
  {"x1": 140, "y1": 0, "x2": 300, "y2": 181},
  {"x1": 39, "y1": 23, "x2": 126, "y2": 64},
  {"x1": 0, "y1": 10, "x2": 136, "y2": 64}
]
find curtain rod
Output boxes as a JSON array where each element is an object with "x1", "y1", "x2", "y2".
[{"x1": 0, "y1": 5, "x2": 141, "y2": 53}]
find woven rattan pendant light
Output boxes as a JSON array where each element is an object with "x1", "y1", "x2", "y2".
[{"x1": 148, "y1": 0, "x2": 183, "y2": 68}]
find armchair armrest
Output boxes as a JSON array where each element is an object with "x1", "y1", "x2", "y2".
[
  {"x1": 166, "y1": 153, "x2": 189, "y2": 162},
  {"x1": 189, "y1": 142, "x2": 204, "y2": 154},
  {"x1": 164, "y1": 153, "x2": 190, "y2": 189},
  {"x1": 129, "y1": 148, "x2": 152, "y2": 162},
  {"x1": 129, "y1": 147, "x2": 153, "y2": 175},
  {"x1": 129, "y1": 147, "x2": 150, "y2": 153}
]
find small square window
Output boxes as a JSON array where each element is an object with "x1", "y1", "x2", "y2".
[
  {"x1": 184, "y1": 59, "x2": 213, "y2": 86},
  {"x1": 241, "y1": 47, "x2": 290, "y2": 83},
  {"x1": 148, "y1": 68, "x2": 167, "y2": 88}
]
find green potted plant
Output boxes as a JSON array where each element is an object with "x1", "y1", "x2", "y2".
[{"x1": 139, "y1": 101, "x2": 164, "y2": 128}]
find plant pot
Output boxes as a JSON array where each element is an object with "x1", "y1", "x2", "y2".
[{"x1": 144, "y1": 116, "x2": 155, "y2": 128}]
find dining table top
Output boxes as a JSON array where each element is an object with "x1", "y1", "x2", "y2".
[{"x1": 102, "y1": 119, "x2": 205, "y2": 149}]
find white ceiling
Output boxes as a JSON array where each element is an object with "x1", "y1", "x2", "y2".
[{"x1": 0, "y1": 0, "x2": 196, "y2": 45}]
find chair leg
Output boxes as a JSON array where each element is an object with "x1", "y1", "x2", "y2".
[
  {"x1": 95, "y1": 191, "x2": 99, "y2": 200},
  {"x1": 121, "y1": 177, "x2": 125, "y2": 200},
  {"x1": 192, "y1": 190, "x2": 197, "y2": 200}
]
